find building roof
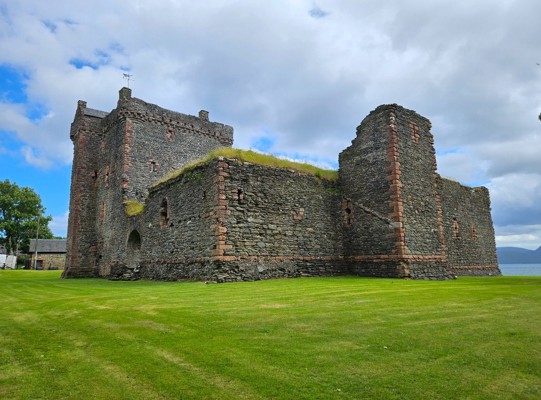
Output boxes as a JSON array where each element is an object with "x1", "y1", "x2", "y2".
[
  {"x1": 29, "y1": 239, "x2": 67, "y2": 253},
  {"x1": 84, "y1": 107, "x2": 109, "y2": 119}
]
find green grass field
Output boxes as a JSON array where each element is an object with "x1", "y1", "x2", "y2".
[{"x1": 0, "y1": 271, "x2": 539, "y2": 399}]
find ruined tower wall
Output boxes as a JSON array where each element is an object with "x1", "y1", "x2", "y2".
[
  {"x1": 394, "y1": 108, "x2": 444, "y2": 256},
  {"x1": 338, "y1": 105, "x2": 448, "y2": 279},
  {"x1": 63, "y1": 104, "x2": 104, "y2": 277},
  {"x1": 439, "y1": 178, "x2": 500, "y2": 276},
  {"x1": 339, "y1": 107, "x2": 397, "y2": 261},
  {"x1": 92, "y1": 109, "x2": 130, "y2": 274},
  {"x1": 390, "y1": 106, "x2": 448, "y2": 278}
]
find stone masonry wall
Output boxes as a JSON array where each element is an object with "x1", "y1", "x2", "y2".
[
  {"x1": 439, "y1": 177, "x2": 500, "y2": 276},
  {"x1": 32, "y1": 253, "x2": 66, "y2": 270},
  {"x1": 93, "y1": 108, "x2": 131, "y2": 275},
  {"x1": 135, "y1": 162, "x2": 218, "y2": 280},
  {"x1": 63, "y1": 103, "x2": 103, "y2": 277},
  {"x1": 116, "y1": 88, "x2": 233, "y2": 203},
  {"x1": 392, "y1": 106, "x2": 448, "y2": 279},
  {"x1": 338, "y1": 105, "x2": 449, "y2": 279},
  {"x1": 339, "y1": 106, "x2": 397, "y2": 260},
  {"x1": 98, "y1": 158, "x2": 345, "y2": 282},
  {"x1": 216, "y1": 158, "x2": 345, "y2": 281},
  {"x1": 65, "y1": 88, "x2": 233, "y2": 278}
]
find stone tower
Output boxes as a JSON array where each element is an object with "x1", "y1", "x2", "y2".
[
  {"x1": 339, "y1": 104, "x2": 449, "y2": 279},
  {"x1": 63, "y1": 88, "x2": 233, "y2": 278}
]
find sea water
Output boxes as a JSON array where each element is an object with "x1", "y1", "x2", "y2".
[{"x1": 499, "y1": 264, "x2": 541, "y2": 276}]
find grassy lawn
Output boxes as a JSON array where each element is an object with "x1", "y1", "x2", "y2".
[{"x1": 0, "y1": 271, "x2": 539, "y2": 399}]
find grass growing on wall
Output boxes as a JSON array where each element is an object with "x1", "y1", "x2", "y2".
[
  {"x1": 1, "y1": 271, "x2": 540, "y2": 399},
  {"x1": 123, "y1": 199, "x2": 144, "y2": 216},
  {"x1": 154, "y1": 147, "x2": 338, "y2": 187}
]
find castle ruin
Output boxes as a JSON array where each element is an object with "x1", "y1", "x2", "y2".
[{"x1": 63, "y1": 87, "x2": 500, "y2": 281}]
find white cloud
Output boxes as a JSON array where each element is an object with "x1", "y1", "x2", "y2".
[
  {"x1": 49, "y1": 210, "x2": 69, "y2": 238},
  {"x1": 495, "y1": 225, "x2": 541, "y2": 251},
  {"x1": 21, "y1": 146, "x2": 53, "y2": 169}
]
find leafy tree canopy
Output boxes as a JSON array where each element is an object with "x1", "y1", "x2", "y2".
[{"x1": 0, "y1": 180, "x2": 53, "y2": 254}]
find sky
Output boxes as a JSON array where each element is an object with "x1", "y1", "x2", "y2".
[{"x1": 0, "y1": 0, "x2": 540, "y2": 249}]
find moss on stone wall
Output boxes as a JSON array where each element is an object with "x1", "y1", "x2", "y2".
[{"x1": 123, "y1": 200, "x2": 144, "y2": 216}]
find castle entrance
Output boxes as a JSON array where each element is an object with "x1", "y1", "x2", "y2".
[{"x1": 126, "y1": 230, "x2": 142, "y2": 270}]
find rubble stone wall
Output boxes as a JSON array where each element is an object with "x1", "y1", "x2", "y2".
[{"x1": 440, "y1": 178, "x2": 500, "y2": 276}]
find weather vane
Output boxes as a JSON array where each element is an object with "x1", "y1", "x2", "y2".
[{"x1": 123, "y1": 73, "x2": 134, "y2": 88}]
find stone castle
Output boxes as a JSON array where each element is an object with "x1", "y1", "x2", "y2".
[{"x1": 63, "y1": 87, "x2": 500, "y2": 281}]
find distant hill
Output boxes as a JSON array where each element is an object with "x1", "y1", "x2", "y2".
[{"x1": 497, "y1": 246, "x2": 541, "y2": 264}]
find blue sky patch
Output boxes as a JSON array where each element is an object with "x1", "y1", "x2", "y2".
[
  {"x1": 251, "y1": 135, "x2": 275, "y2": 152},
  {"x1": 0, "y1": 133, "x2": 71, "y2": 234},
  {"x1": 42, "y1": 20, "x2": 57, "y2": 33},
  {"x1": 69, "y1": 49, "x2": 113, "y2": 70},
  {"x1": 0, "y1": 65, "x2": 28, "y2": 103},
  {"x1": 309, "y1": 6, "x2": 330, "y2": 19},
  {"x1": 70, "y1": 58, "x2": 99, "y2": 70},
  {"x1": 25, "y1": 103, "x2": 49, "y2": 121}
]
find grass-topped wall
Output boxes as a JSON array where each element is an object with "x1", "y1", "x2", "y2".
[{"x1": 153, "y1": 148, "x2": 338, "y2": 188}]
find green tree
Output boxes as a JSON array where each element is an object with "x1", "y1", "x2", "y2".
[{"x1": 0, "y1": 180, "x2": 53, "y2": 255}]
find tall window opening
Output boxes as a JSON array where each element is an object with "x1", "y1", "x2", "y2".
[
  {"x1": 453, "y1": 218, "x2": 460, "y2": 239},
  {"x1": 126, "y1": 230, "x2": 142, "y2": 270},
  {"x1": 342, "y1": 199, "x2": 354, "y2": 226},
  {"x1": 237, "y1": 188, "x2": 244, "y2": 204},
  {"x1": 127, "y1": 230, "x2": 141, "y2": 251},
  {"x1": 160, "y1": 198, "x2": 170, "y2": 228}
]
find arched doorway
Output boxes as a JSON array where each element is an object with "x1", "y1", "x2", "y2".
[{"x1": 126, "y1": 230, "x2": 142, "y2": 270}]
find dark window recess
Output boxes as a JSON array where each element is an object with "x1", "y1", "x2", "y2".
[
  {"x1": 91, "y1": 170, "x2": 98, "y2": 181},
  {"x1": 160, "y1": 199, "x2": 169, "y2": 228},
  {"x1": 237, "y1": 188, "x2": 244, "y2": 204},
  {"x1": 149, "y1": 161, "x2": 158, "y2": 173},
  {"x1": 127, "y1": 230, "x2": 141, "y2": 250},
  {"x1": 453, "y1": 218, "x2": 460, "y2": 239},
  {"x1": 343, "y1": 199, "x2": 354, "y2": 226}
]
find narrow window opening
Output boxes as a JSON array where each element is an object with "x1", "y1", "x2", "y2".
[
  {"x1": 453, "y1": 218, "x2": 460, "y2": 239},
  {"x1": 149, "y1": 160, "x2": 158, "y2": 173},
  {"x1": 237, "y1": 188, "x2": 244, "y2": 204},
  {"x1": 91, "y1": 170, "x2": 98, "y2": 181},
  {"x1": 160, "y1": 198, "x2": 169, "y2": 228},
  {"x1": 342, "y1": 199, "x2": 354, "y2": 226},
  {"x1": 471, "y1": 224, "x2": 477, "y2": 241}
]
